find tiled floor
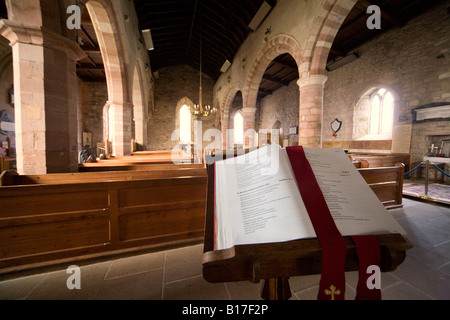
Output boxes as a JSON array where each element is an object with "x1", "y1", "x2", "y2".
[{"x1": 0, "y1": 198, "x2": 449, "y2": 300}]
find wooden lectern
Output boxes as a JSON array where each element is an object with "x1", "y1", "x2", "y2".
[{"x1": 202, "y1": 162, "x2": 412, "y2": 300}]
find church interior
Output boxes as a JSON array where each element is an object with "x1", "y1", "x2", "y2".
[{"x1": 0, "y1": 0, "x2": 449, "y2": 300}]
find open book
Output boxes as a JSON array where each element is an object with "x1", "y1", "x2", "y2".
[{"x1": 214, "y1": 146, "x2": 406, "y2": 250}]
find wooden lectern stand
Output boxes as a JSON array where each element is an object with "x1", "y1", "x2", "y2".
[{"x1": 202, "y1": 162, "x2": 412, "y2": 300}]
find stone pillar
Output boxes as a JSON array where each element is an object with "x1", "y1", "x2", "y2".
[
  {"x1": 108, "y1": 101, "x2": 133, "y2": 156},
  {"x1": 220, "y1": 115, "x2": 229, "y2": 150},
  {"x1": 297, "y1": 75, "x2": 328, "y2": 148},
  {"x1": 0, "y1": 20, "x2": 85, "y2": 174},
  {"x1": 134, "y1": 111, "x2": 148, "y2": 151},
  {"x1": 242, "y1": 107, "x2": 257, "y2": 148}
]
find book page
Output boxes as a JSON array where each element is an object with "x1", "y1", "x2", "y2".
[
  {"x1": 214, "y1": 146, "x2": 405, "y2": 250},
  {"x1": 215, "y1": 146, "x2": 316, "y2": 250},
  {"x1": 303, "y1": 148, "x2": 405, "y2": 237}
]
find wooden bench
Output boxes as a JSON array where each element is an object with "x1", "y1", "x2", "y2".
[
  {"x1": 349, "y1": 153, "x2": 411, "y2": 171},
  {"x1": 1, "y1": 168, "x2": 206, "y2": 186},
  {"x1": 79, "y1": 162, "x2": 205, "y2": 172},
  {"x1": 358, "y1": 163, "x2": 404, "y2": 209},
  {"x1": 0, "y1": 174, "x2": 207, "y2": 273}
]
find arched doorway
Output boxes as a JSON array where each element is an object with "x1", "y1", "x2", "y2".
[{"x1": 86, "y1": 0, "x2": 132, "y2": 156}]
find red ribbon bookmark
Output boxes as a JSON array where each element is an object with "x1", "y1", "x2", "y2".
[
  {"x1": 351, "y1": 235, "x2": 382, "y2": 300},
  {"x1": 286, "y1": 146, "x2": 382, "y2": 300},
  {"x1": 286, "y1": 146, "x2": 347, "y2": 300}
]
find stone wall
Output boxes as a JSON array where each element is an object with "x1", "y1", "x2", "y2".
[
  {"x1": 79, "y1": 81, "x2": 108, "y2": 154},
  {"x1": 323, "y1": 2, "x2": 450, "y2": 162},
  {"x1": 0, "y1": 58, "x2": 14, "y2": 155},
  {"x1": 258, "y1": 79, "x2": 299, "y2": 146},
  {"x1": 148, "y1": 64, "x2": 218, "y2": 151}
]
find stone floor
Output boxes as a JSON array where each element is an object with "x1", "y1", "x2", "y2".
[{"x1": 0, "y1": 198, "x2": 449, "y2": 300}]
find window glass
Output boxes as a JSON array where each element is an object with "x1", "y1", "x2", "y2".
[
  {"x1": 234, "y1": 112, "x2": 244, "y2": 145},
  {"x1": 180, "y1": 105, "x2": 191, "y2": 143}
]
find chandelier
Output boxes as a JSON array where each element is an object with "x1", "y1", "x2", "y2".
[{"x1": 192, "y1": 38, "x2": 217, "y2": 117}]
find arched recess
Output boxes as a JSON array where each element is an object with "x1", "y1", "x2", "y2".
[
  {"x1": 352, "y1": 85, "x2": 400, "y2": 141},
  {"x1": 219, "y1": 81, "x2": 241, "y2": 148},
  {"x1": 85, "y1": 0, "x2": 132, "y2": 156},
  {"x1": 132, "y1": 61, "x2": 148, "y2": 150},
  {"x1": 86, "y1": 0, "x2": 129, "y2": 103},
  {"x1": 243, "y1": 34, "x2": 303, "y2": 112},
  {"x1": 220, "y1": 81, "x2": 242, "y2": 127},
  {"x1": 175, "y1": 97, "x2": 195, "y2": 137},
  {"x1": 295, "y1": 0, "x2": 356, "y2": 147},
  {"x1": 301, "y1": 0, "x2": 357, "y2": 77},
  {"x1": 224, "y1": 90, "x2": 243, "y2": 149}
]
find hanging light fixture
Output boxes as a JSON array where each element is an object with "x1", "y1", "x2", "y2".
[{"x1": 192, "y1": 36, "x2": 217, "y2": 117}]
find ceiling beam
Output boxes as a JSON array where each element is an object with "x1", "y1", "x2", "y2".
[
  {"x1": 185, "y1": 0, "x2": 198, "y2": 58},
  {"x1": 258, "y1": 87, "x2": 273, "y2": 95},
  {"x1": 362, "y1": 0, "x2": 406, "y2": 27},
  {"x1": 262, "y1": 75, "x2": 290, "y2": 86},
  {"x1": 271, "y1": 58, "x2": 298, "y2": 71},
  {"x1": 77, "y1": 64, "x2": 105, "y2": 71}
]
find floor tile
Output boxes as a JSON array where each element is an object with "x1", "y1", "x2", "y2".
[
  {"x1": 0, "y1": 273, "x2": 48, "y2": 300},
  {"x1": 163, "y1": 275, "x2": 229, "y2": 300},
  {"x1": 164, "y1": 244, "x2": 204, "y2": 283},
  {"x1": 105, "y1": 251, "x2": 165, "y2": 280},
  {"x1": 96, "y1": 269, "x2": 163, "y2": 300},
  {"x1": 0, "y1": 197, "x2": 448, "y2": 300}
]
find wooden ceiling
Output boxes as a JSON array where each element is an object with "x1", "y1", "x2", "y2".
[
  {"x1": 133, "y1": 0, "x2": 271, "y2": 81},
  {"x1": 2, "y1": 0, "x2": 439, "y2": 101},
  {"x1": 75, "y1": 5, "x2": 106, "y2": 82},
  {"x1": 130, "y1": 0, "x2": 448, "y2": 100}
]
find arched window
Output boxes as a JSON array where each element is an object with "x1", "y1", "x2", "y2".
[
  {"x1": 179, "y1": 105, "x2": 191, "y2": 143},
  {"x1": 369, "y1": 88, "x2": 394, "y2": 135},
  {"x1": 234, "y1": 112, "x2": 244, "y2": 146},
  {"x1": 353, "y1": 87, "x2": 395, "y2": 140}
]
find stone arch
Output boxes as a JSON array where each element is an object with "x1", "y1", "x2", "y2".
[
  {"x1": 301, "y1": 0, "x2": 357, "y2": 77},
  {"x1": 132, "y1": 61, "x2": 148, "y2": 149},
  {"x1": 86, "y1": 0, "x2": 132, "y2": 156},
  {"x1": 86, "y1": 0, "x2": 129, "y2": 104},
  {"x1": 220, "y1": 81, "x2": 242, "y2": 127},
  {"x1": 243, "y1": 34, "x2": 303, "y2": 111}
]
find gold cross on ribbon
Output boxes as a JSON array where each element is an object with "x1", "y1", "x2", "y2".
[{"x1": 324, "y1": 285, "x2": 341, "y2": 300}]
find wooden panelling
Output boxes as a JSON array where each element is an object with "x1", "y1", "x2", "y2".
[
  {"x1": 6, "y1": 168, "x2": 206, "y2": 185},
  {"x1": 358, "y1": 163, "x2": 404, "y2": 209},
  {"x1": 0, "y1": 175, "x2": 207, "y2": 272},
  {"x1": 119, "y1": 206, "x2": 205, "y2": 241},
  {"x1": 0, "y1": 189, "x2": 109, "y2": 217}
]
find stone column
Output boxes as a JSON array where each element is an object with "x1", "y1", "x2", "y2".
[
  {"x1": 242, "y1": 107, "x2": 257, "y2": 148},
  {"x1": 0, "y1": 20, "x2": 85, "y2": 174},
  {"x1": 220, "y1": 115, "x2": 229, "y2": 150},
  {"x1": 134, "y1": 111, "x2": 148, "y2": 151},
  {"x1": 108, "y1": 101, "x2": 133, "y2": 156},
  {"x1": 297, "y1": 75, "x2": 328, "y2": 148}
]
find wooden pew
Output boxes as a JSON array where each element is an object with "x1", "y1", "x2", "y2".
[
  {"x1": 349, "y1": 153, "x2": 411, "y2": 172},
  {"x1": 0, "y1": 168, "x2": 207, "y2": 186},
  {"x1": 0, "y1": 175, "x2": 207, "y2": 273},
  {"x1": 358, "y1": 163, "x2": 404, "y2": 209},
  {"x1": 79, "y1": 162, "x2": 205, "y2": 172}
]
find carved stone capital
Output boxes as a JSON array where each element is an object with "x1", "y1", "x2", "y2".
[
  {"x1": 297, "y1": 74, "x2": 328, "y2": 88},
  {"x1": 0, "y1": 19, "x2": 86, "y2": 61}
]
